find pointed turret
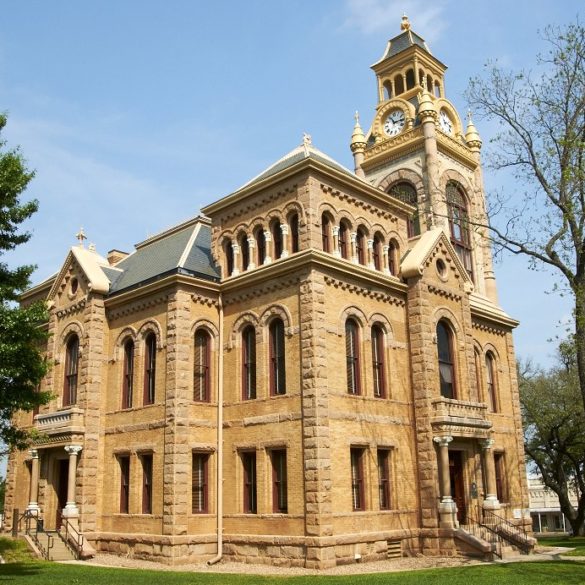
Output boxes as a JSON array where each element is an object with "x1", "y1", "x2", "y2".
[{"x1": 350, "y1": 111, "x2": 367, "y2": 178}]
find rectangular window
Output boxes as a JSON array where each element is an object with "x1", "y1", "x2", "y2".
[
  {"x1": 192, "y1": 453, "x2": 209, "y2": 514},
  {"x1": 377, "y1": 449, "x2": 391, "y2": 510},
  {"x1": 371, "y1": 326, "x2": 386, "y2": 398},
  {"x1": 242, "y1": 451, "x2": 257, "y2": 514},
  {"x1": 143, "y1": 334, "x2": 156, "y2": 405},
  {"x1": 122, "y1": 341, "x2": 134, "y2": 409},
  {"x1": 269, "y1": 320, "x2": 286, "y2": 396},
  {"x1": 242, "y1": 327, "x2": 256, "y2": 400},
  {"x1": 346, "y1": 320, "x2": 361, "y2": 395},
  {"x1": 271, "y1": 450, "x2": 288, "y2": 513},
  {"x1": 351, "y1": 448, "x2": 365, "y2": 511},
  {"x1": 119, "y1": 456, "x2": 130, "y2": 514},
  {"x1": 494, "y1": 452, "x2": 507, "y2": 503},
  {"x1": 194, "y1": 330, "x2": 211, "y2": 402},
  {"x1": 141, "y1": 453, "x2": 153, "y2": 514}
]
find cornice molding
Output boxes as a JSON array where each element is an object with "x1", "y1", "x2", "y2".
[
  {"x1": 107, "y1": 294, "x2": 169, "y2": 321},
  {"x1": 321, "y1": 183, "x2": 398, "y2": 222},
  {"x1": 55, "y1": 297, "x2": 87, "y2": 319},
  {"x1": 224, "y1": 276, "x2": 300, "y2": 306},
  {"x1": 427, "y1": 283, "x2": 463, "y2": 302},
  {"x1": 324, "y1": 275, "x2": 405, "y2": 306}
]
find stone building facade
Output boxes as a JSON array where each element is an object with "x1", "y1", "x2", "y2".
[{"x1": 5, "y1": 18, "x2": 531, "y2": 568}]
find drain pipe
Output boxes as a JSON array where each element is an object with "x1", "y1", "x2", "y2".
[{"x1": 207, "y1": 294, "x2": 224, "y2": 565}]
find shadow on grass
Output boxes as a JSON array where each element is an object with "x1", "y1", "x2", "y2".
[{"x1": 0, "y1": 562, "x2": 43, "y2": 580}]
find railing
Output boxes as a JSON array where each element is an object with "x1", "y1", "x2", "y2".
[
  {"x1": 62, "y1": 517, "x2": 84, "y2": 560},
  {"x1": 34, "y1": 407, "x2": 84, "y2": 434},
  {"x1": 482, "y1": 508, "x2": 533, "y2": 554},
  {"x1": 431, "y1": 398, "x2": 491, "y2": 430},
  {"x1": 14, "y1": 509, "x2": 54, "y2": 560},
  {"x1": 466, "y1": 505, "x2": 502, "y2": 558}
]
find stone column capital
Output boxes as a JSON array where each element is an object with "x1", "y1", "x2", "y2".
[
  {"x1": 480, "y1": 438, "x2": 495, "y2": 450},
  {"x1": 382, "y1": 245, "x2": 390, "y2": 253},
  {"x1": 280, "y1": 223, "x2": 289, "y2": 235},
  {"x1": 367, "y1": 239, "x2": 374, "y2": 249},
  {"x1": 433, "y1": 436, "x2": 453, "y2": 448},
  {"x1": 247, "y1": 236, "x2": 256, "y2": 247},
  {"x1": 350, "y1": 232, "x2": 357, "y2": 243},
  {"x1": 332, "y1": 226, "x2": 340, "y2": 236},
  {"x1": 231, "y1": 243, "x2": 240, "y2": 254},
  {"x1": 65, "y1": 445, "x2": 83, "y2": 456},
  {"x1": 28, "y1": 449, "x2": 39, "y2": 459}
]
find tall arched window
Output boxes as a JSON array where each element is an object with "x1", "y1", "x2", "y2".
[
  {"x1": 269, "y1": 319, "x2": 286, "y2": 396},
  {"x1": 394, "y1": 74, "x2": 404, "y2": 95},
  {"x1": 239, "y1": 233, "x2": 250, "y2": 271},
  {"x1": 388, "y1": 240, "x2": 399, "y2": 276},
  {"x1": 383, "y1": 80, "x2": 392, "y2": 100},
  {"x1": 289, "y1": 213, "x2": 299, "y2": 253},
  {"x1": 373, "y1": 234, "x2": 383, "y2": 271},
  {"x1": 406, "y1": 68, "x2": 415, "y2": 90},
  {"x1": 255, "y1": 228, "x2": 266, "y2": 266},
  {"x1": 242, "y1": 326, "x2": 256, "y2": 400},
  {"x1": 339, "y1": 221, "x2": 350, "y2": 260},
  {"x1": 474, "y1": 347, "x2": 483, "y2": 402},
  {"x1": 485, "y1": 352, "x2": 498, "y2": 412},
  {"x1": 224, "y1": 239, "x2": 234, "y2": 277},
  {"x1": 446, "y1": 182, "x2": 473, "y2": 280},
  {"x1": 321, "y1": 213, "x2": 331, "y2": 253},
  {"x1": 389, "y1": 182, "x2": 420, "y2": 237},
  {"x1": 436, "y1": 320, "x2": 456, "y2": 399},
  {"x1": 63, "y1": 334, "x2": 79, "y2": 406},
  {"x1": 144, "y1": 332, "x2": 157, "y2": 405},
  {"x1": 271, "y1": 220, "x2": 283, "y2": 260},
  {"x1": 345, "y1": 319, "x2": 361, "y2": 395},
  {"x1": 356, "y1": 228, "x2": 366, "y2": 265},
  {"x1": 194, "y1": 329, "x2": 211, "y2": 402},
  {"x1": 371, "y1": 325, "x2": 386, "y2": 398},
  {"x1": 122, "y1": 339, "x2": 134, "y2": 409}
]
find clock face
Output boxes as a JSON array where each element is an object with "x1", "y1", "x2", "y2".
[
  {"x1": 383, "y1": 109, "x2": 406, "y2": 137},
  {"x1": 439, "y1": 110, "x2": 453, "y2": 135}
]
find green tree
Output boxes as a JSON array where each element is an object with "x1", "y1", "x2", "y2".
[
  {"x1": 0, "y1": 113, "x2": 50, "y2": 450},
  {"x1": 520, "y1": 344, "x2": 585, "y2": 536},
  {"x1": 467, "y1": 24, "x2": 585, "y2": 413}
]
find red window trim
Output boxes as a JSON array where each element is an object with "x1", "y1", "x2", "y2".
[
  {"x1": 271, "y1": 449, "x2": 288, "y2": 513},
  {"x1": 119, "y1": 455, "x2": 130, "y2": 514},
  {"x1": 242, "y1": 326, "x2": 256, "y2": 400},
  {"x1": 346, "y1": 319, "x2": 361, "y2": 395},
  {"x1": 269, "y1": 319, "x2": 286, "y2": 396},
  {"x1": 351, "y1": 448, "x2": 365, "y2": 511},
  {"x1": 143, "y1": 333, "x2": 156, "y2": 405},
  {"x1": 192, "y1": 452, "x2": 209, "y2": 514},
  {"x1": 122, "y1": 339, "x2": 134, "y2": 409},
  {"x1": 372, "y1": 325, "x2": 386, "y2": 398},
  {"x1": 194, "y1": 329, "x2": 211, "y2": 402},
  {"x1": 242, "y1": 451, "x2": 257, "y2": 514},
  {"x1": 141, "y1": 453, "x2": 153, "y2": 514}
]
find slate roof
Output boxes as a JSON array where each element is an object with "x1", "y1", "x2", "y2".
[
  {"x1": 108, "y1": 219, "x2": 220, "y2": 294},
  {"x1": 377, "y1": 29, "x2": 431, "y2": 62}
]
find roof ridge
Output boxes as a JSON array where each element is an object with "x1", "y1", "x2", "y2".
[{"x1": 177, "y1": 223, "x2": 202, "y2": 269}]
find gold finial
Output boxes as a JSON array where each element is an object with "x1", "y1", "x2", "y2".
[
  {"x1": 76, "y1": 227, "x2": 87, "y2": 247},
  {"x1": 401, "y1": 14, "x2": 411, "y2": 31},
  {"x1": 302, "y1": 132, "x2": 312, "y2": 147},
  {"x1": 354, "y1": 110, "x2": 360, "y2": 124}
]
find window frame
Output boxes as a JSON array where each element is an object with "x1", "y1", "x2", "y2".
[
  {"x1": 377, "y1": 449, "x2": 391, "y2": 510},
  {"x1": 321, "y1": 214, "x2": 331, "y2": 253},
  {"x1": 141, "y1": 453, "x2": 153, "y2": 515},
  {"x1": 436, "y1": 320, "x2": 456, "y2": 399},
  {"x1": 339, "y1": 221, "x2": 350, "y2": 259},
  {"x1": 239, "y1": 233, "x2": 250, "y2": 271},
  {"x1": 350, "y1": 447, "x2": 366, "y2": 511},
  {"x1": 371, "y1": 325, "x2": 386, "y2": 398},
  {"x1": 494, "y1": 452, "x2": 507, "y2": 503},
  {"x1": 446, "y1": 182, "x2": 473, "y2": 280},
  {"x1": 271, "y1": 220, "x2": 283, "y2": 260},
  {"x1": 356, "y1": 228, "x2": 366, "y2": 265},
  {"x1": 225, "y1": 239, "x2": 234, "y2": 276},
  {"x1": 345, "y1": 319, "x2": 361, "y2": 395},
  {"x1": 289, "y1": 213, "x2": 299, "y2": 253},
  {"x1": 269, "y1": 319, "x2": 286, "y2": 396},
  {"x1": 143, "y1": 332, "x2": 157, "y2": 406},
  {"x1": 194, "y1": 329, "x2": 211, "y2": 402},
  {"x1": 242, "y1": 325, "x2": 257, "y2": 400},
  {"x1": 63, "y1": 334, "x2": 79, "y2": 407},
  {"x1": 122, "y1": 339, "x2": 134, "y2": 409},
  {"x1": 192, "y1": 452, "x2": 209, "y2": 514},
  {"x1": 271, "y1": 449, "x2": 288, "y2": 514},
  {"x1": 485, "y1": 352, "x2": 498, "y2": 412},
  {"x1": 373, "y1": 234, "x2": 383, "y2": 271},
  {"x1": 256, "y1": 228, "x2": 266, "y2": 266},
  {"x1": 119, "y1": 455, "x2": 130, "y2": 514},
  {"x1": 242, "y1": 451, "x2": 257, "y2": 514}
]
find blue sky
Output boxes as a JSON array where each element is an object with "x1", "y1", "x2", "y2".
[{"x1": 0, "y1": 0, "x2": 582, "y2": 367}]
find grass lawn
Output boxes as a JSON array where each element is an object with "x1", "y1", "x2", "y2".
[
  {"x1": 538, "y1": 535, "x2": 585, "y2": 557},
  {"x1": 0, "y1": 559, "x2": 584, "y2": 585}
]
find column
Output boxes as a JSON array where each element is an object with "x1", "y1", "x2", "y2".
[
  {"x1": 433, "y1": 435, "x2": 457, "y2": 528},
  {"x1": 280, "y1": 224, "x2": 289, "y2": 258},
  {"x1": 263, "y1": 230, "x2": 272, "y2": 264},
  {"x1": 231, "y1": 243, "x2": 240, "y2": 276},
  {"x1": 63, "y1": 445, "x2": 83, "y2": 520},
  {"x1": 247, "y1": 236, "x2": 256, "y2": 270},
  {"x1": 367, "y1": 239, "x2": 374, "y2": 269},
  {"x1": 480, "y1": 439, "x2": 500, "y2": 510},
  {"x1": 382, "y1": 245, "x2": 390, "y2": 275},
  {"x1": 332, "y1": 226, "x2": 340, "y2": 257},
  {"x1": 26, "y1": 450, "x2": 40, "y2": 515}
]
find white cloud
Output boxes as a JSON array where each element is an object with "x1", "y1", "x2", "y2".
[{"x1": 342, "y1": 0, "x2": 447, "y2": 43}]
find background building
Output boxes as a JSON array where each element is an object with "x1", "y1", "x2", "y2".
[{"x1": 5, "y1": 18, "x2": 532, "y2": 568}]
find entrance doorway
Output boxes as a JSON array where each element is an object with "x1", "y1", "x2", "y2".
[
  {"x1": 449, "y1": 451, "x2": 466, "y2": 524},
  {"x1": 56, "y1": 459, "x2": 69, "y2": 529}
]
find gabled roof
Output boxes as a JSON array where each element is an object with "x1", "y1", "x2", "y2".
[
  {"x1": 233, "y1": 138, "x2": 356, "y2": 194},
  {"x1": 374, "y1": 29, "x2": 431, "y2": 65}
]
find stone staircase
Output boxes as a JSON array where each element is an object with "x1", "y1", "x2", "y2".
[{"x1": 45, "y1": 531, "x2": 77, "y2": 561}]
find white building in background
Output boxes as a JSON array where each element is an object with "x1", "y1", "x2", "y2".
[{"x1": 528, "y1": 477, "x2": 578, "y2": 534}]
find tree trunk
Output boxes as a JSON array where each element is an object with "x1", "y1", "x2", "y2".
[{"x1": 574, "y1": 286, "x2": 585, "y2": 415}]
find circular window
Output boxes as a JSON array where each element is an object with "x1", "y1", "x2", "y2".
[
  {"x1": 70, "y1": 277, "x2": 78, "y2": 294},
  {"x1": 436, "y1": 259, "x2": 448, "y2": 280}
]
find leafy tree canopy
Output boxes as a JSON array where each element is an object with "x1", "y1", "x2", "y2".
[{"x1": 0, "y1": 113, "x2": 50, "y2": 451}]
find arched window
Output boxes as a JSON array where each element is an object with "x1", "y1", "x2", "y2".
[
  {"x1": 339, "y1": 221, "x2": 350, "y2": 259},
  {"x1": 371, "y1": 325, "x2": 386, "y2": 398},
  {"x1": 446, "y1": 182, "x2": 473, "y2": 278},
  {"x1": 269, "y1": 319, "x2": 286, "y2": 396},
  {"x1": 389, "y1": 182, "x2": 420, "y2": 237},
  {"x1": 271, "y1": 220, "x2": 283, "y2": 260},
  {"x1": 321, "y1": 213, "x2": 331, "y2": 253},
  {"x1": 239, "y1": 233, "x2": 250, "y2": 271},
  {"x1": 143, "y1": 332, "x2": 157, "y2": 405},
  {"x1": 406, "y1": 68, "x2": 415, "y2": 90},
  {"x1": 356, "y1": 228, "x2": 366, "y2": 265},
  {"x1": 485, "y1": 352, "x2": 498, "y2": 412},
  {"x1": 122, "y1": 339, "x2": 134, "y2": 409},
  {"x1": 255, "y1": 228, "x2": 266, "y2": 266},
  {"x1": 242, "y1": 326, "x2": 256, "y2": 400},
  {"x1": 345, "y1": 319, "x2": 361, "y2": 395},
  {"x1": 388, "y1": 240, "x2": 399, "y2": 276},
  {"x1": 383, "y1": 80, "x2": 392, "y2": 100},
  {"x1": 224, "y1": 239, "x2": 234, "y2": 277},
  {"x1": 289, "y1": 213, "x2": 299, "y2": 253},
  {"x1": 194, "y1": 329, "x2": 211, "y2": 402},
  {"x1": 434, "y1": 81, "x2": 441, "y2": 97},
  {"x1": 394, "y1": 74, "x2": 404, "y2": 95},
  {"x1": 63, "y1": 334, "x2": 79, "y2": 406},
  {"x1": 436, "y1": 320, "x2": 456, "y2": 399},
  {"x1": 373, "y1": 234, "x2": 383, "y2": 271},
  {"x1": 474, "y1": 347, "x2": 483, "y2": 402}
]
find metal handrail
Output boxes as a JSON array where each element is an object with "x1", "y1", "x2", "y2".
[
  {"x1": 16, "y1": 510, "x2": 54, "y2": 560},
  {"x1": 467, "y1": 505, "x2": 502, "y2": 558},
  {"x1": 61, "y1": 517, "x2": 84, "y2": 559},
  {"x1": 481, "y1": 508, "x2": 532, "y2": 553}
]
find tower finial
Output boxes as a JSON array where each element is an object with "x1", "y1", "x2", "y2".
[
  {"x1": 401, "y1": 14, "x2": 411, "y2": 31},
  {"x1": 76, "y1": 227, "x2": 87, "y2": 247}
]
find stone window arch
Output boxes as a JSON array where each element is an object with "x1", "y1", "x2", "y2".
[
  {"x1": 388, "y1": 181, "x2": 420, "y2": 237},
  {"x1": 446, "y1": 181, "x2": 473, "y2": 281},
  {"x1": 63, "y1": 333, "x2": 80, "y2": 407}
]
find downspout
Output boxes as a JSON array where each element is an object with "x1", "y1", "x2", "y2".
[{"x1": 207, "y1": 293, "x2": 224, "y2": 565}]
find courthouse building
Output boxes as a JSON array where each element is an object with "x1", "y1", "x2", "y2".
[{"x1": 5, "y1": 17, "x2": 532, "y2": 567}]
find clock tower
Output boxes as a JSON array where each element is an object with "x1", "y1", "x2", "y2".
[{"x1": 351, "y1": 15, "x2": 498, "y2": 302}]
